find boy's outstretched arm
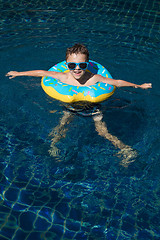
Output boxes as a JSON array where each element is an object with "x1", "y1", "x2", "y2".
[
  {"x1": 114, "y1": 79, "x2": 152, "y2": 89},
  {"x1": 99, "y1": 76, "x2": 152, "y2": 89},
  {"x1": 5, "y1": 70, "x2": 61, "y2": 79}
]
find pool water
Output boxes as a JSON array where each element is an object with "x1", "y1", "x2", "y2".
[{"x1": 0, "y1": 0, "x2": 160, "y2": 239}]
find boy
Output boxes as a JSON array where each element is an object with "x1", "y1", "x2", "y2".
[
  {"x1": 6, "y1": 43, "x2": 151, "y2": 89},
  {"x1": 6, "y1": 43, "x2": 152, "y2": 166}
]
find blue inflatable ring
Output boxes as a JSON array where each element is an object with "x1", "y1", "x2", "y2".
[{"x1": 41, "y1": 60, "x2": 116, "y2": 103}]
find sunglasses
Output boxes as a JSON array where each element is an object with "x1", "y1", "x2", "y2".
[{"x1": 66, "y1": 62, "x2": 89, "y2": 70}]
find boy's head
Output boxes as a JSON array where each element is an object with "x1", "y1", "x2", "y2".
[
  {"x1": 65, "y1": 44, "x2": 89, "y2": 80},
  {"x1": 66, "y1": 43, "x2": 89, "y2": 62}
]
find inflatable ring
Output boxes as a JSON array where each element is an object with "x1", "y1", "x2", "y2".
[{"x1": 41, "y1": 60, "x2": 116, "y2": 103}]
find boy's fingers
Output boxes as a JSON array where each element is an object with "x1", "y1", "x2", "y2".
[
  {"x1": 147, "y1": 83, "x2": 152, "y2": 88},
  {"x1": 5, "y1": 73, "x2": 9, "y2": 76},
  {"x1": 6, "y1": 72, "x2": 15, "y2": 78}
]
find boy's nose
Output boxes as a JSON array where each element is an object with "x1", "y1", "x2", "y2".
[{"x1": 75, "y1": 64, "x2": 80, "y2": 70}]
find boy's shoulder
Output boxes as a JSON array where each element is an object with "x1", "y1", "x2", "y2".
[{"x1": 88, "y1": 73, "x2": 103, "y2": 83}]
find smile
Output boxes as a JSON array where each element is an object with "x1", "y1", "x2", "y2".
[{"x1": 73, "y1": 70, "x2": 82, "y2": 74}]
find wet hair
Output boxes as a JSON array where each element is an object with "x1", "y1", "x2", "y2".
[{"x1": 66, "y1": 43, "x2": 89, "y2": 61}]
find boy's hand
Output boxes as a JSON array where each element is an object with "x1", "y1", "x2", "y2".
[
  {"x1": 139, "y1": 83, "x2": 152, "y2": 89},
  {"x1": 5, "y1": 71, "x2": 19, "y2": 79}
]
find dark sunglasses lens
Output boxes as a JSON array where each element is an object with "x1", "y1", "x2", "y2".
[
  {"x1": 79, "y1": 63, "x2": 88, "y2": 69},
  {"x1": 68, "y1": 63, "x2": 76, "y2": 69}
]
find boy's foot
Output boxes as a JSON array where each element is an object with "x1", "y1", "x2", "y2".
[
  {"x1": 117, "y1": 147, "x2": 137, "y2": 167},
  {"x1": 48, "y1": 145, "x2": 60, "y2": 158}
]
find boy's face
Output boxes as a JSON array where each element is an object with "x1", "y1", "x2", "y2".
[{"x1": 66, "y1": 53, "x2": 88, "y2": 80}]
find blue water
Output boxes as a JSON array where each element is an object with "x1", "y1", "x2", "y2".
[{"x1": 0, "y1": 0, "x2": 160, "y2": 239}]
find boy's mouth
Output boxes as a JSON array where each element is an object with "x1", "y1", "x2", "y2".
[{"x1": 73, "y1": 70, "x2": 82, "y2": 76}]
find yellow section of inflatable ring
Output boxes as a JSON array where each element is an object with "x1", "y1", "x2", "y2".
[{"x1": 41, "y1": 80, "x2": 116, "y2": 103}]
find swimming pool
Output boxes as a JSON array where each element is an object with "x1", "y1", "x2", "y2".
[{"x1": 0, "y1": 0, "x2": 160, "y2": 239}]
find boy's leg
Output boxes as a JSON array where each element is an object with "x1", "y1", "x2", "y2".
[
  {"x1": 48, "y1": 111, "x2": 73, "y2": 158},
  {"x1": 93, "y1": 113, "x2": 137, "y2": 167}
]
